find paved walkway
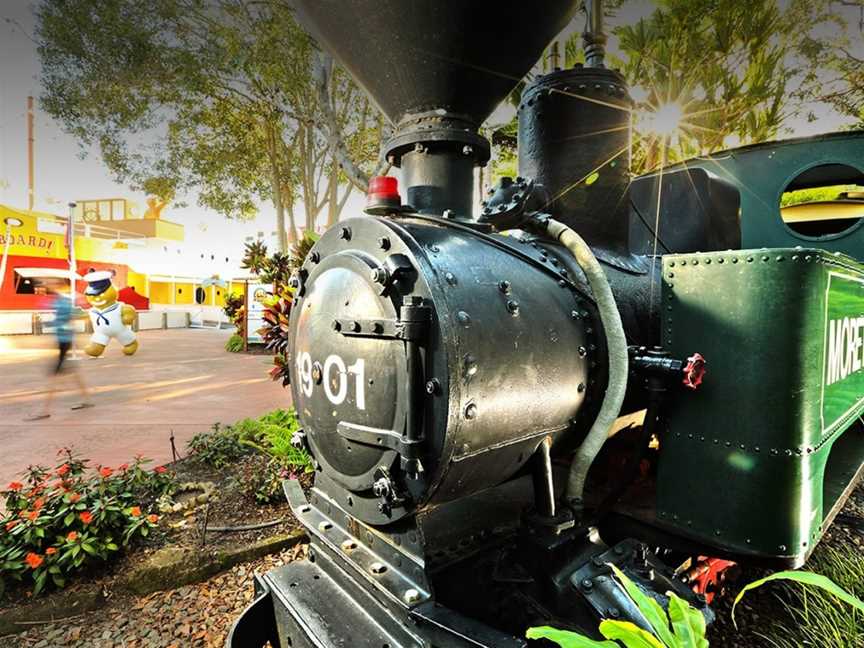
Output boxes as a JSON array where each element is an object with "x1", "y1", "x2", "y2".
[{"x1": 0, "y1": 329, "x2": 289, "y2": 486}]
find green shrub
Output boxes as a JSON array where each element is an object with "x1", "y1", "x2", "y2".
[
  {"x1": 189, "y1": 410, "x2": 312, "y2": 477},
  {"x1": 237, "y1": 408, "x2": 313, "y2": 474},
  {"x1": 238, "y1": 456, "x2": 290, "y2": 504},
  {"x1": 188, "y1": 423, "x2": 250, "y2": 468},
  {"x1": 0, "y1": 449, "x2": 174, "y2": 597},
  {"x1": 225, "y1": 333, "x2": 244, "y2": 352}
]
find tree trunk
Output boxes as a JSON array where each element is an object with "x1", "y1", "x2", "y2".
[
  {"x1": 326, "y1": 156, "x2": 340, "y2": 228},
  {"x1": 265, "y1": 119, "x2": 288, "y2": 252}
]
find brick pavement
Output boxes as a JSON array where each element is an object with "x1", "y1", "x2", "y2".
[{"x1": 0, "y1": 328, "x2": 289, "y2": 486}]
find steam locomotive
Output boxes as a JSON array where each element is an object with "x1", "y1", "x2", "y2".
[{"x1": 229, "y1": 1, "x2": 864, "y2": 645}]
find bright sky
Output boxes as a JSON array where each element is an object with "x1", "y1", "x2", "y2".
[{"x1": 0, "y1": 0, "x2": 861, "y2": 251}]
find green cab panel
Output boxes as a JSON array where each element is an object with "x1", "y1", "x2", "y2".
[{"x1": 658, "y1": 248, "x2": 864, "y2": 565}]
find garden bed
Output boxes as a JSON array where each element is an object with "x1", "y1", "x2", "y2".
[{"x1": 0, "y1": 409, "x2": 313, "y2": 635}]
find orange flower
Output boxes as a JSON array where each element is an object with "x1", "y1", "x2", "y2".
[
  {"x1": 154, "y1": 466, "x2": 167, "y2": 474},
  {"x1": 33, "y1": 497, "x2": 45, "y2": 510},
  {"x1": 66, "y1": 531, "x2": 78, "y2": 542},
  {"x1": 68, "y1": 493, "x2": 81, "y2": 503},
  {"x1": 7, "y1": 482, "x2": 23, "y2": 491},
  {"x1": 129, "y1": 506, "x2": 141, "y2": 517},
  {"x1": 5, "y1": 519, "x2": 18, "y2": 531},
  {"x1": 146, "y1": 514, "x2": 159, "y2": 524},
  {"x1": 45, "y1": 547, "x2": 57, "y2": 555},
  {"x1": 99, "y1": 467, "x2": 113, "y2": 478},
  {"x1": 118, "y1": 463, "x2": 129, "y2": 471},
  {"x1": 79, "y1": 511, "x2": 93, "y2": 524},
  {"x1": 25, "y1": 553, "x2": 43, "y2": 569},
  {"x1": 56, "y1": 464, "x2": 70, "y2": 477},
  {"x1": 25, "y1": 510, "x2": 39, "y2": 521}
]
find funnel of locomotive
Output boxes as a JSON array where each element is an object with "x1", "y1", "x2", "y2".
[{"x1": 292, "y1": 0, "x2": 579, "y2": 216}]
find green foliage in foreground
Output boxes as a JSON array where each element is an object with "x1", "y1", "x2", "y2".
[
  {"x1": 225, "y1": 333, "x2": 244, "y2": 353},
  {"x1": 527, "y1": 563, "x2": 708, "y2": 648},
  {"x1": 739, "y1": 546, "x2": 864, "y2": 648},
  {"x1": 528, "y1": 551, "x2": 864, "y2": 648}
]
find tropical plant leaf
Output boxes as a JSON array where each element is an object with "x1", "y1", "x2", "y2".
[
  {"x1": 668, "y1": 592, "x2": 708, "y2": 648},
  {"x1": 525, "y1": 626, "x2": 618, "y2": 648},
  {"x1": 608, "y1": 563, "x2": 676, "y2": 647},
  {"x1": 599, "y1": 620, "x2": 666, "y2": 648},
  {"x1": 732, "y1": 570, "x2": 864, "y2": 627}
]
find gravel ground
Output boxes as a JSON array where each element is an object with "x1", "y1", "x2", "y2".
[{"x1": 8, "y1": 543, "x2": 307, "y2": 648}]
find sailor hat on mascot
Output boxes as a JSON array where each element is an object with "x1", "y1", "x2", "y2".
[{"x1": 82, "y1": 270, "x2": 139, "y2": 357}]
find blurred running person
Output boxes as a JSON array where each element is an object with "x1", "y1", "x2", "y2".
[{"x1": 26, "y1": 278, "x2": 93, "y2": 420}]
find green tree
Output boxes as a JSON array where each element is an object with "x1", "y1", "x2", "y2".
[
  {"x1": 606, "y1": 0, "x2": 835, "y2": 172},
  {"x1": 799, "y1": 2, "x2": 864, "y2": 128},
  {"x1": 36, "y1": 0, "x2": 383, "y2": 250}
]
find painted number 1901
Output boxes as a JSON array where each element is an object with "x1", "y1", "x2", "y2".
[{"x1": 296, "y1": 351, "x2": 366, "y2": 409}]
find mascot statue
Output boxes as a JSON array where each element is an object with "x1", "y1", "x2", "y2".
[{"x1": 82, "y1": 270, "x2": 139, "y2": 357}]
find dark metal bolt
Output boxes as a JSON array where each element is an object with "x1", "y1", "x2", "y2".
[
  {"x1": 506, "y1": 300, "x2": 519, "y2": 315},
  {"x1": 464, "y1": 403, "x2": 478, "y2": 420},
  {"x1": 372, "y1": 322, "x2": 384, "y2": 334},
  {"x1": 425, "y1": 379, "x2": 440, "y2": 395},
  {"x1": 456, "y1": 311, "x2": 471, "y2": 326},
  {"x1": 309, "y1": 251, "x2": 320, "y2": 263},
  {"x1": 581, "y1": 578, "x2": 593, "y2": 590},
  {"x1": 311, "y1": 363, "x2": 323, "y2": 385},
  {"x1": 350, "y1": 321, "x2": 361, "y2": 332},
  {"x1": 331, "y1": 320, "x2": 342, "y2": 331},
  {"x1": 498, "y1": 280, "x2": 511, "y2": 294},
  {"x1": 578, "y1": 346, "x2": 587, "y2": 357},
  {"x1": 378, "y1": 236, "x2": 391, "y2": 250},
  {"x1": 340, "y1": 226, "x2": 352, "y2": 240}
]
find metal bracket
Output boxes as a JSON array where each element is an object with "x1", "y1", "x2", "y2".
[
  {"x1": 571, "y1": 539, "x2": 713, "y2": 630},
  {"x1": 337, "y1": 421, "x2": 423, "y2": 455},
  {"x1": 334, "y1": 299, "x2": 429, "y2": 342},
  {"x1": 284, "y1": 479, "x2": 431, "y2": 607}
]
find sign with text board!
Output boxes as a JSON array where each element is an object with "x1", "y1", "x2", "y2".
[
  {"x1": 246, "y1": 282, "x2": 273, "y2": 345},
  {"x1": 822, "y1": 272, "x2": 864, "y2": 435}
]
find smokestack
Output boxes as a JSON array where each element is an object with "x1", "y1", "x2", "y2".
[
  {"x1": 583, "y1": 0, "x2": 606, "y2": 68},
  {"x1": 290, "y1": 0, "x2": 580, "y2": 218},
  {"x1": 27, "y1": 96, "x2": 34, "y2": 211}
]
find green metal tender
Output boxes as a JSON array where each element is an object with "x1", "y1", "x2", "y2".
[{"x1": 659, "y1": 248, "x2": 864, "y2": 566}]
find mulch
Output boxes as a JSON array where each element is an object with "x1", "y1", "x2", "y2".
[{"x1": 8, "y1": 543, "x2": 307, "y2": 648}]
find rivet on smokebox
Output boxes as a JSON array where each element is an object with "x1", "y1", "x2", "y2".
[
  {"x1": 340, "y1": 226, "x2": 352, "y2": 240},
  {"x1": 378, "y1": 236, "x2": 391, "y2": 250},
  {"x1": 464, "y1": 403, "x2": 478, "y2": 420},
  {"x1": 498, "y1": 280, "x2": 511, "y2": 294},
  {"x1": 506, "y1": 300, "x2": 520, "y2": 316}
]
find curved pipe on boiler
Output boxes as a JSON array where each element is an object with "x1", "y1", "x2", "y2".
[{"x1": 526, "y1": 214, "x2": 629, "y2": 516}]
